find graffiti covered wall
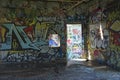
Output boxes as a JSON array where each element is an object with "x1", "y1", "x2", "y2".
[
  {"x1": 0, "y1": 0, "x2": 67, "y2": 63},
  {"x1": 67, "y1": 24, "x2": 85, "y2": 60},
  {"x1": 0, "y1": 0, "x2": 88, "y2": 63},
  {"x1": 104, "y1": 0, "x2": 120, "y2": 70},
  {"x1": 88, "y1": 0, "x2": 120, "y2": 70},
  {"x1": 89, "y1": 23, "x2": 109, "y2": 62},
  {"x1": 89, "y1": 23, "x2": 109, "y2": 49}
]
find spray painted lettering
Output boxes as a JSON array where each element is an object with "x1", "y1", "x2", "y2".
[
  {"x1": 89, "y1": 23, "x2": 109, "y2": 49},
  {"x1": 0, "y1": 24, "x2": 40, "y2": 50}
]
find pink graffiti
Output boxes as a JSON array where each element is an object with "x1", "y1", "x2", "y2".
[
  {"x1": 67, "y1": 39, "x2": 72, "y2": 45},
  {"x1": 72, "y1": 29, "x2": 80, "y2": 34},
  {"x1": 94, "y1": 49, "x2": 100, "y2": 56}
]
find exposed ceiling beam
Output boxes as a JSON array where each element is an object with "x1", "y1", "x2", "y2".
[
  {"x1": 47, "y1": 0, "x2": 80, "y2": 2},
  {"x1": 28, "y1": 0, "x2": 80, "y2": 2},
  {"x1": 67, "y1": 0, "x2": 85, "y2": 11}
]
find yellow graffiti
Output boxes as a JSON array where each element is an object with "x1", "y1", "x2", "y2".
[
  {"x1": 29, "y1": 18, "x2": 36, "y2": 26},
  {"x1": 108, "y1": 11, "x2": 120, "y2": 21},
  {"x1": 36, "y1": 22, "x2": 46, "y2": 30},
  {"x1": 35, "y1": 22, "x2": 49, "y2": 40},
  {"x1": 110, "y1": 20, "x2": 120, "y2": 32},
  {"x1": 12, "y1": 39, "x2": 19, "y2": 50}
]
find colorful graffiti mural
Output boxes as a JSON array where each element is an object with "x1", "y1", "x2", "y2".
[
  {"x1": 0, "y1": 24, "x2": 34, "y2": 50},
  {"x1": 0, "y1": 17, "x2": 66, "y2": 62},
  {"x1": 67, "y1": 24, "x2": 85, "y2": 60},
  {"x1": 0, "y1": 14, "x2": 66, "y2": 63},
  {"x1": 0, "y1": 0, "x2": 90, "y2": 63}
]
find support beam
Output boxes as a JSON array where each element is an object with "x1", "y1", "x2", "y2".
[
  {"x1": 67, "y1": 0, "x2": 85, "y2": 11},
  {"x1": 29, "y1": 0, "x2": 79, "y2": 2},
  {"x1": 47, "y1": 0, "x2": 79, "y2": 2}
]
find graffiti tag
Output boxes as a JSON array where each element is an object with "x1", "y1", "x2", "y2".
[{"x1": 0, "y1": 24, "x2": 40, "y2": 50}]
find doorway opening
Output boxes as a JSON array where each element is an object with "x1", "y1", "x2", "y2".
[{"x1": 66, "y1": 24, "x2": 87, "y2": 65}]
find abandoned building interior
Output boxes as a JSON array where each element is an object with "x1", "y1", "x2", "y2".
[{"x1": 0, "y1": 0, "x2": 120, "y2": 80}]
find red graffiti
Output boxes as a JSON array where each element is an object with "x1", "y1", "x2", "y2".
[
  {"x1": 24, "y1": 26, "x2": 33, "y2": 33},
  {"x1": 94, "y1": 49, "x2": 100, "y2": 56},
  {"x1": 113, "y1": 33, "x2": 120, "y2": 46}
]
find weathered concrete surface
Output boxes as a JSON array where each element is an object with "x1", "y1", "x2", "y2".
[{"x1": 0, "y1": 61, "x2": 120, "y2": 80}]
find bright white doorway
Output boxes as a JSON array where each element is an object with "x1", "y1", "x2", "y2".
[{"x1": 66, "y1": 24, "x2": 86, "y2": 65}]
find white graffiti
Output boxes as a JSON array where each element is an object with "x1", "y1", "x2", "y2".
[{"x1": 90, "y1": 23, "x2": 109, "y2": 49}]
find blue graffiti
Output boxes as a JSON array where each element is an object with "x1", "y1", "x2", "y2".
[
  {"x1": 0, "y1": 24, "x2": 12, "y2": 50},
  {"x1": 0, "y1": 24, "x2": 47, "y2": 50}
]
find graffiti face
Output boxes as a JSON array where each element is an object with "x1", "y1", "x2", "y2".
[{"x1": 89, "y1": 23, "x2": 109, "y2": 49}]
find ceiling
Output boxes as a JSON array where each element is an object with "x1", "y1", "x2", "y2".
[
  {"x1": 30, "y1": 0, "x2": 86, "y2": 2},
  {"x1": 28, "y1": 0, "x2": 91, "y2": 12},
  {"x1": 41, "y1": 0, "x2": 90, "y2": 11}
]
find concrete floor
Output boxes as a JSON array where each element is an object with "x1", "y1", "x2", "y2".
[{"x1": 0, "y1": 61, "x2": 120, "y2": 80}]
